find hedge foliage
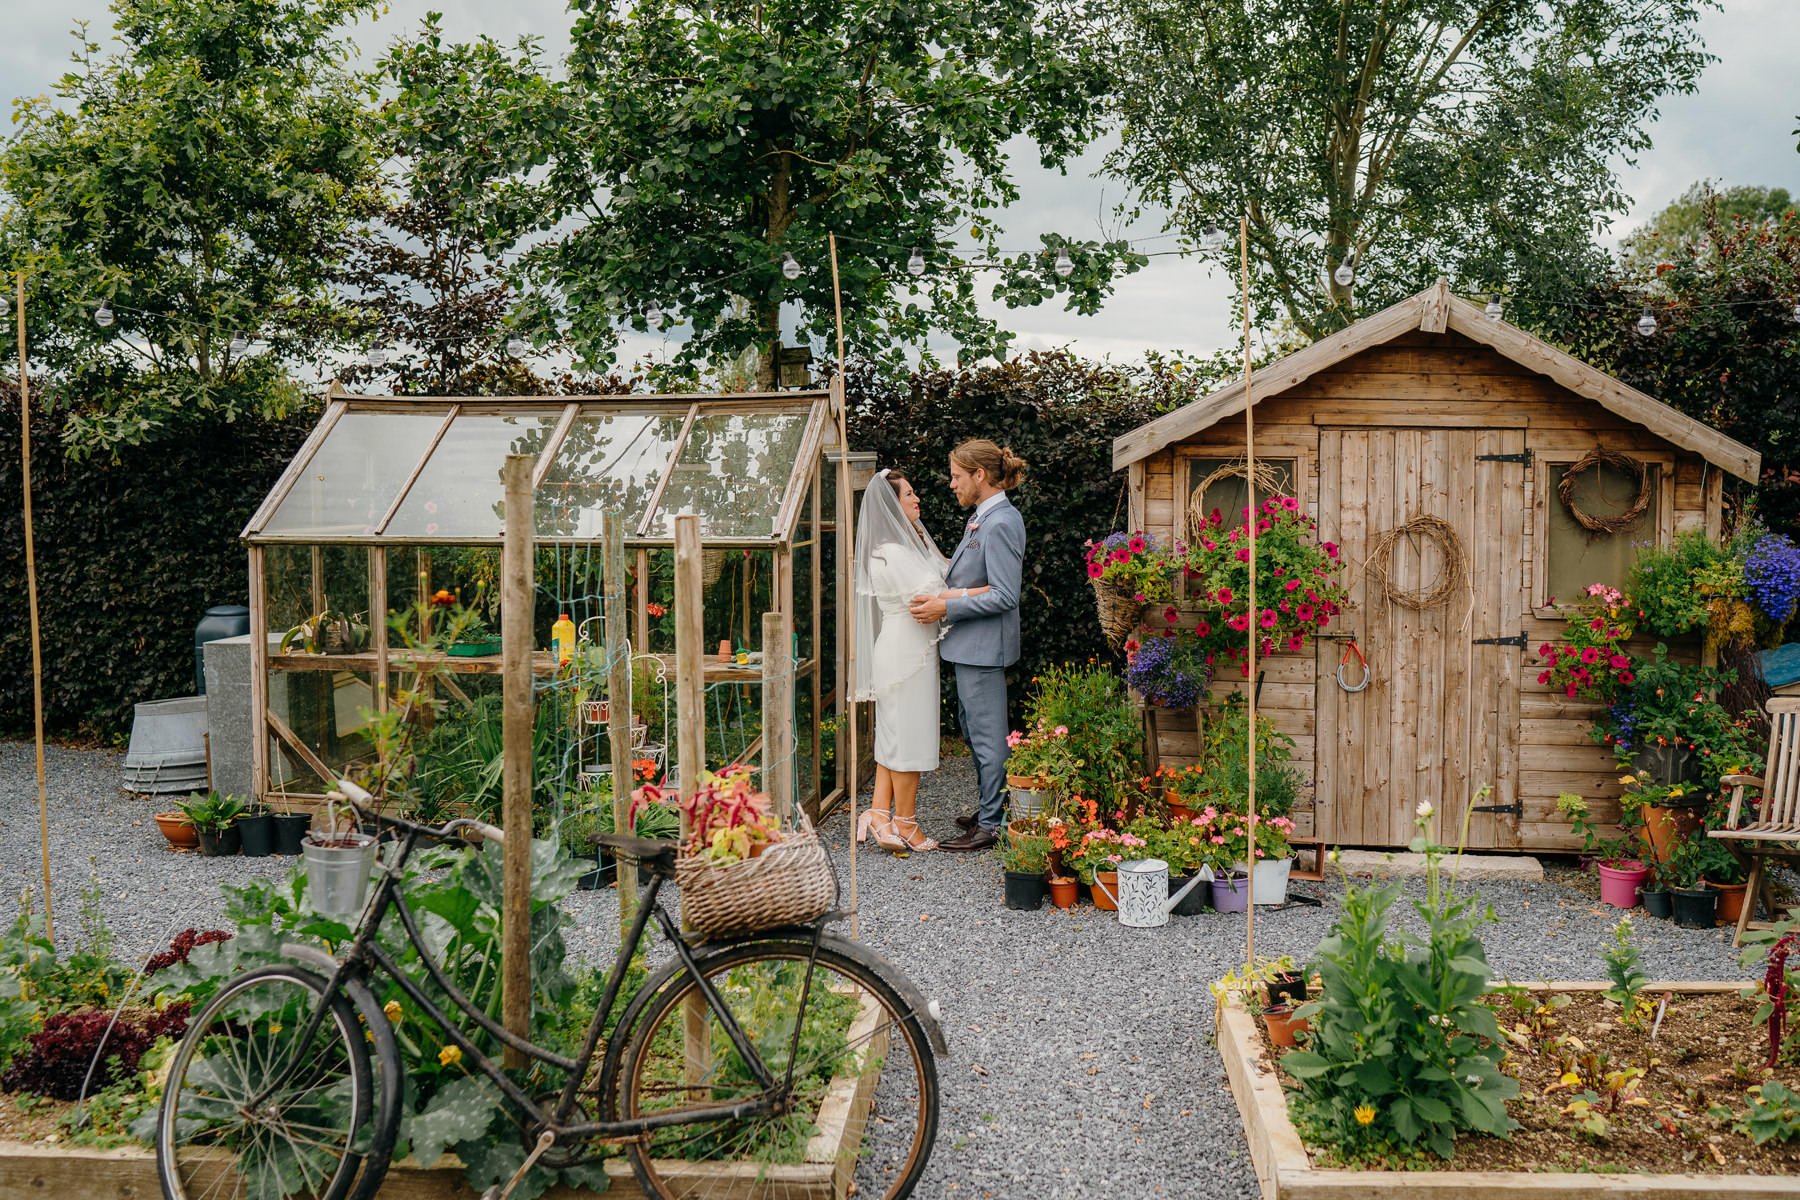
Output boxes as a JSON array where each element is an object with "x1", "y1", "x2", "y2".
[
  {"x1": 0, "y1": 384, "x2": 315, "y2": 739},
  {"x1": 845, "y1": 351, "x2": 1203, "y2": 713}
]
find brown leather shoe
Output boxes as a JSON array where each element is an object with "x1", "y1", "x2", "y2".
[
  {"x1": 938, "y1": 826, "x2": 1000, "y2": 852},
  {"x1": 953, "y1": 811, "x2": 981, "y2": 831}
]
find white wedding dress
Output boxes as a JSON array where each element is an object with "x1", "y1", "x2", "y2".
[{"x1": 866, "y1": 543, "x2": 945, "y2": 772}]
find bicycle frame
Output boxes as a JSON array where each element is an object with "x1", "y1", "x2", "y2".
[{"x1": 258, "y1": 825, "x2": 827, "y2": 1145}]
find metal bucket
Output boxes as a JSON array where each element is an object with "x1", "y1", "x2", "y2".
[
  {"x1": 1008, "y1": 785, "x2": 1049, "y2": 820},
  {"x1": 303, "y1": 833, "x2": 378, "y2": 918}
]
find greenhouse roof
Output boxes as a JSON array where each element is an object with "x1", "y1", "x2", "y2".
[{"x1": 243, "y1": 390, "x2": 834, "y2": 546}]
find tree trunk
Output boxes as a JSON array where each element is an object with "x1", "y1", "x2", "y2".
[{"x1": 757, "y1": 148, "x2": 796, "y2": 391}]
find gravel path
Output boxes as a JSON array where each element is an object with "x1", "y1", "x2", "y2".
[{"x1": 1, "y1": 741, "x2": 1759, "y2": 1197}]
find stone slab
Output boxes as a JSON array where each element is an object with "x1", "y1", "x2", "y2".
[{"x1": 1332, "y1": 849, "x2": 1544, "y2": 882}]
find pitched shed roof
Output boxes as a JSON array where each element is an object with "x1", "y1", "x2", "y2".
[{"x1": 1111, "y1": 279, "x2": 1761, "y2": 482}]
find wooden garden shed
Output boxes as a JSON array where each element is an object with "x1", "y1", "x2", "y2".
[{"x1": 1113, "y1": 280, "x2": 1760, "y2": 852}]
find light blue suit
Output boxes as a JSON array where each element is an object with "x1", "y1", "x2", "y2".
[{"x1": 940, "y1": 494, "x2": 1025, "y2": 830}]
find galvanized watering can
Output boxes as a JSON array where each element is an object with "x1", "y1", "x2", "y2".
[{"x1": 1092, "y1": 858, "x2": 1207, "y2": 928}]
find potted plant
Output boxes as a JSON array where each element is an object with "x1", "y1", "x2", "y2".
[
  {"x1": 1124, "y1": 629, "x2": 1210, "y2": 709},
  {"x1": 279, "y1": 608, "x2": 368, "y2": 655},
  {"x1": 1000, "y1": 836, "x2": 1050, "y2": 911},
  {"x1": 1065, "y1": 827, "x2": 1124, "y2": 909},
  {"x1": 1662, "y1": 835, "x2": 1719, "y2": 929},
  {"x1": 1184, "y1": 497, "x2": 1349, "y2": 673},
  {"x1": 153, "y1": 809, "x2": 198, "y2": 851},
  {"x1": 445, "y1": 611, "x2": 502, "y2": 657},
  {"x1": 1639, "y1": 857, "x2": 1674, "y2": 919},
  {"x1": 1212, "y1": 808, "x2": 1297, "y2": 906},
  {"x1": 236, "y1": 802, "x2": 275, "y2": 857},
  {"x1": 1003, "y1": 720, "x2": 1075, "y2": 819},
  {"x1": 1158, "y1": 763, "x2": 1209, "y2": 823},
  {"x1": 1695, "y1": 833, "x2": 1750, "y2": 924},
  {"x1": 1148, "y1": 822, "x2": 1212, "y2": 916},
  {"x1": 1619, "y1": 770, "x2": 1706, "y2": 866},
  {"x1": 1556, "y1": 791, "x2": 1647, "y2": 908},
  {"x1": 1262, "y1": 1002, "x2": 1309, "y2": 1048},
  {"x1": 1083, "y1": 530, "x2": 1180, "y2": 646},
  {"x1": 177, "y1": 790, "x2": 249, "y2": 857},
  {"x1": 271, "y1": 803, "x2": 313, "y2": 855},
  {"x1": 1265, "y1": 957, "x2": 1308, "y2": 1007}
]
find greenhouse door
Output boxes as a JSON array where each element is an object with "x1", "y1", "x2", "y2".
[{"x1": 1312, "y1": 427, "x2": 1526, "y2": 849}]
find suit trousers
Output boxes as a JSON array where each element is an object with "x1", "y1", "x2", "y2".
[{"x1": 953, "y1": 662, "x2": 1010, "y2": 830}]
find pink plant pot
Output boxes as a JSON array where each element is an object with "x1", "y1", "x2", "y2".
[{"x1": 1597, "y1": 860, "x2": 1650, "y2": 909}]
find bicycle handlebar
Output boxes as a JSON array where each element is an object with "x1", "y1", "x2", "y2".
[{"x1": 331, "y1": 779, "x2": 506, "y2": 848}]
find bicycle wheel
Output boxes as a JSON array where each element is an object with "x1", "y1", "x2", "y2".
[
  {"x1": 612, "y1": 937, "x2": 940, "y2": 1199},
  {"x1": 157, "y1": 965, "x2": 377, "y2": 1200}
]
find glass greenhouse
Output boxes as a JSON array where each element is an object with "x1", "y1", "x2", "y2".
[{"x1": 240, "y1": 386, "x2": 872, "y2": 831}]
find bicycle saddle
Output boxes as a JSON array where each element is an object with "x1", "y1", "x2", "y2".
[{"x1": 591, "y1": 831, "x2": 679, "y2": 878}]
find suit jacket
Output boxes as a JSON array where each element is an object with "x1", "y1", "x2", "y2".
[{"x1": 939, "y1": 495, "x2": 1025, "y2": 668}]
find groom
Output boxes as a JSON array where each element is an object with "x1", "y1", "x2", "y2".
[{"x1": 910, "y1": 438, "x2": 1026, "y2": 851}]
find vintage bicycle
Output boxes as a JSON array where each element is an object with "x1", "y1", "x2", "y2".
[{"x1": 154, "y1": 780, "x2": 945, "y2": 1200}]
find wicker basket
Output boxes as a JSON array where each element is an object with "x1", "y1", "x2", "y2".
[
  {"x1": 677, "y1": 816, "x2": 838, "y2": 938},
  {"x1": 1091, "y1": 578, "x2": 1146, "y2": 650}
]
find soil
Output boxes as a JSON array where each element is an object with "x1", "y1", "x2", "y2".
[{"x1": 1261, "y1": 989, "x2": 1800, "y2": 1176}]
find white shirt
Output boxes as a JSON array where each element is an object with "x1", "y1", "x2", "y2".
[{"x1": 972, "y1": 490, "x2": 1007, "y2": 524}]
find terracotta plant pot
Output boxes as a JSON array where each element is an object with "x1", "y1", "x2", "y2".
[
  {"x1": 1639, "y1": 803, "x2": 1702, "y2": 867},
  {"x1": 1262, "y1": 1004, "x2": 1308, "y2": 1049},
  {"x1": 1006, "y1": 774, "x2": 1051, "y2": 792},
  {"x1": 155, "y1": 812, "x2": 199, "y2": 851},
  {"x1": 1166, "y1": 799, "x2": 1195, "y2": 824},
  {"x1": 1091, "y1": 870, "x2": 1120, "y2": 911},
  {"x1": 1048, "y1": 876, "x2": 1078, "y2": 909},
  {"x1": 1706, "y1": 879, "x2": 1748, "y2": 926}
]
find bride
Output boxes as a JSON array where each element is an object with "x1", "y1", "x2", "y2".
[{"x1": 853, "y1": 469, "x2": 985, "y2": 853}]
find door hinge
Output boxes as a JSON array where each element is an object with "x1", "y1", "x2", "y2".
[
  {"x1": 1471, "y1": 802, "x2": 1523, "y2": 815},
  {"x1": 1472, "y1": 632, "x2": 1528, "y2": 648},
  {"x1": 1476, "y1": 450, "x2": 1532, "y2": 465}
]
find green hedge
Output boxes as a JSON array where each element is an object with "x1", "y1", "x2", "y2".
[
  {"x1": 845, "y1": 351, "x2": 1195, "y2": 714},
  {"x1": 0, "y1": 386, "x2": 316, "y2": 740}
]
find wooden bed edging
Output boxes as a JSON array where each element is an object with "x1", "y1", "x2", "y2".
[
  {"x1": 0, "y1": 988, "x2": 889, "y2": 1200},
  {"x1": 1219, "y1": 980, "x2": 1791, "y2": 1200}
]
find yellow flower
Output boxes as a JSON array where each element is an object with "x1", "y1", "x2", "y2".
[
  {"x1": 383, "y1": 999, "x2": 404, "y2": 1024},
  {"x1": 1353, "y1": 1103, "x2": 1376, "y2": 1126},
  {"x1": 439, "y1": 1044, "x2": 463, "y2": 1068}
]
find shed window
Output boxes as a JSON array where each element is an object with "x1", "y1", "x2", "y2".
[
  {"x1": 1185, "y1": 457, "x2": 1297, "y2": 536},
  {"x1": 1544, "y1": 459, "x2": 1660, "y2": 605}
]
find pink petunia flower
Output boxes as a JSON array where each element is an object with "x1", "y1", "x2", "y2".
[
  {"x1": 1259, "y1": 609, "x2": 1278, "y2": 629},
  {"x1": 1087, "y1": 562, "x2": 1104, "y2": 578},
  {"x1": 1236, "y1": 547, "x2": 1251, "y2": 562},
  {"x1": 1296, "y1": 603, "x2": 1314, "y2": 621},
  {"x1": 1580, "y1": 646, "x2": 1601, "y2": 665}
]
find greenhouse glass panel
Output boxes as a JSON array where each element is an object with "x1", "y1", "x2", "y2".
[
  {"x1": 385, "y1": 412, "x2": 564, "y2": 538},
  {"x1": 651, "y1": 410, "x2": 812, "y2": 539},
  {"x1": 536, "y1": 409, "x2": 690, "y2": 539},
  {"x1": 262, "y1": 410, "x2": 449, "y2": 537}
]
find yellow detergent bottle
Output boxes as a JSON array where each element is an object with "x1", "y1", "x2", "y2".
[{"x1": 552, "y1": 614, "x2": 577, "y2": 665}]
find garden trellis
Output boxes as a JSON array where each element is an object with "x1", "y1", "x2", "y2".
[{"x1": 239, "y1": 386, "x2": 865, "y2": 825}]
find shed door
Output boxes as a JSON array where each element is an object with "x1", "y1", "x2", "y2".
[{"x1": 1314, "y1": 428, "x2": 1527, "y2": 849}]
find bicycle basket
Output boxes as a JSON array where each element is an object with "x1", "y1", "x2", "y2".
[{"x1": 676, "y1": 814, "x2": 837, "y2": 937}]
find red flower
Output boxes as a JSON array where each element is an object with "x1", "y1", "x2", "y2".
[
  {"x1": 1128, "y1": 535, "x2": 1147, "y2": 553},
  {"x1": 1286, "y1": 634, "x2": 1304, "y2": 652},
  {"x1": 1259, "y1": 609, "x2": 1278, "y2": 629},
  {"x1": 1194, "y1": 620, "x2": 1211, "y2": 637},
  {"x1": 1295, "y1": 603, "x2": 1314, "y2": 621},
  {"x1": 1164, "y1": 605, "x2": 1179, "y2": 623},
  {"x1": 1236, "y1": 547, "x2": 1251, "y2": 562},
  {"x1": 1087, "y1": 562, "x2": 1104, "y2": 578},
  {"x1": 1537, "y1": 671, "x2": 1551, "y2": 685},
  {"x1": 1217, "y1": 587, "x2": 1233, "y2": 605},
  {"x1": 1284, "y1": 578, "x2": 1301, "y2": 592},
  {"x1": 646, "y1": 601, "x2": 667, "y2": 617}
]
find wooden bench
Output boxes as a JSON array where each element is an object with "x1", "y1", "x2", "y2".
[{"x1": 1711, "y1": 696, "x2": 1800, "y2": 946}]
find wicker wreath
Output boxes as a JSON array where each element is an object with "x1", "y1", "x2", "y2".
[
  {"x1": 1366, "y1": 515, "x2": 1466, "y2": 611},
  {"x1": 1558, "y1": 448, "x2": 1651, "y2": 534},
  {"x1": 1187, "y1": 459, "x2": 1290, "y2": 541}
]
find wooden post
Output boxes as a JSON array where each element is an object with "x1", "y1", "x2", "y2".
[
  {"x1": 249, "y1": 545, "x2": 269, "y2": 805},
  {"x1": 17, "y1": 271, "x2": 54, "y2": 943},
  {"x1": 370, "y1": 548, "x2": 389, "y2": 717},
  {"x1": 602, "y1": 512, "x2": 638, "y2": 928},
  {"x1": 763, "y1": 610, "x2": 795, "y2": 823},
  {"x1": 1240, "y1": 215, "x2": 1259, "y2": 964},
  {"x1": 827, "y1": 240, "x2": 860, "y2": 939},
  {"x1": 672, "y1": 515, "x2": 709, "y2": 1083},
  {"x1": 500, "y1": 454, "x2": 535, "y2": 1068}
]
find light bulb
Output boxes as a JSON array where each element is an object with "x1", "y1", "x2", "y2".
[
  {"x1": 781, "y1": 252, "x2": 801, "y2": 281},
  {"x1": 907, "y1": 247, "x2": 926, "y2": 277},
  {"x1": 506, "y1": 335, "x2": 528, "y2": 358},
  {"x1": 0, "y1": 296, "x2": 10, "y2": 319},
  {"x1": 1791, "y1": 300, "x2": 1800, "y2": 323},
  {"x1": 366, "y1": 344, "x2": 389, "y2": 368},
  {"x1": 1635, "y1": 307, "x2": 1657, "y2": 337},
  {"x1": 1053, "y1": 247, "x2": 1074, "y2": 278},
  {"x1": 1332, "y1": 262, "x2": 1354, "y2": 287},
  {"x1": 94, "y1": 301, "x2": 115, "y2": 328},
  {"x1": 644, "y1": 301, "x2": 662, "y2": 326},
  {"x1": 229, "y1": 332, "x2": 248, "y2": 355},
  {"x1": 1484, "y1": 295, "x2": 1503, "y2": 321},
  {"x1": 1201, "y1": 224, "x2": 1227, "y2": 251}
]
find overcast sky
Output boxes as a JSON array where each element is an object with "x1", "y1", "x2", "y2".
[{"x1": 6, "y1": 0, "x2": 1798, "y2": 367}]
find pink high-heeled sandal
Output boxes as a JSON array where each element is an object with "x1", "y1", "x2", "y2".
[
  {"x1": 856, "y1": 807, "x2": 896, "y2": 845},
  {"x1": 891, "y1": 817, "x2": 937, "y2": 853}
]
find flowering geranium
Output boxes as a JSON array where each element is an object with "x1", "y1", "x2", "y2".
[
  {"x1": 1124, "y1": 629, "x2": 1211, "y2": 707},
  {"x1": 1084, "y1": 530, "x2": 1181, "y2": 603},
  {"x1": 1063, "y1": 826, "x2": 1126, "y2": 884},
  {"x1": 1209, "y1": 810, "x2": 1296, "y2": 864},
  {"x1": 1537, "y1": 582, "x2": 1635, "y2": 702},
  {"x1": 1184, "y1": 497, "x2": 1347, "y2": 673},
  {"x1": 1004, "y1": 719, "x2": 1077, "y2": 785}
]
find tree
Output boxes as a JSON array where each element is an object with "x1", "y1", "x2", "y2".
[
  {"x1": 384, "y1": 0, "x2": 1144, "y2": 388},
  {"x1": 1531, "y1": 196, "x2": 1800, "y2": 532},
  {"x1": 1094, "y1": 0, "x2": 1717, "y2": 340},
  {"x1": 1621, "y1": 182, "x2": 1796, "y2": 266},
  {"x1": 0, "y1": 0, "x2": 383, "y2": 454}
]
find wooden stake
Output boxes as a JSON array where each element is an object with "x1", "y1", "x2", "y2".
[
  {"x1": 500, "y1": 454, "x2": 535, "y2": 1068},
  {"x1": 17, "y1": 271, "x2": 53, "y2": 944},
  {"x1": 1241, "y1": 216, "x2": 1258, "y2": 967},
  {"x1": 602, "y1": 511, "x2": 638, "y2": 928},
  {"x1": 827, "y1": 235, "x2": 859, "y2": 940},
  {"x1": 672, "y1": 515, "x2": 710, "y2": 1082},
  {"x1": 763, "y1": 610, "x2": 795, "y2": 823}
]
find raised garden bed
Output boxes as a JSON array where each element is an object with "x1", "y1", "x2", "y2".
[
  {"x1": 0, "y1": 988, "x2": 888, "y2": 1200},
  {"x1": 1220, "y1": 981, "x2": 1800, "y2": 1199}
]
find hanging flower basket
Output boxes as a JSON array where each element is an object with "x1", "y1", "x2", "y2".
[{"x1": 1091, "y1": 578, "x2": 1147, "y2": 650}]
